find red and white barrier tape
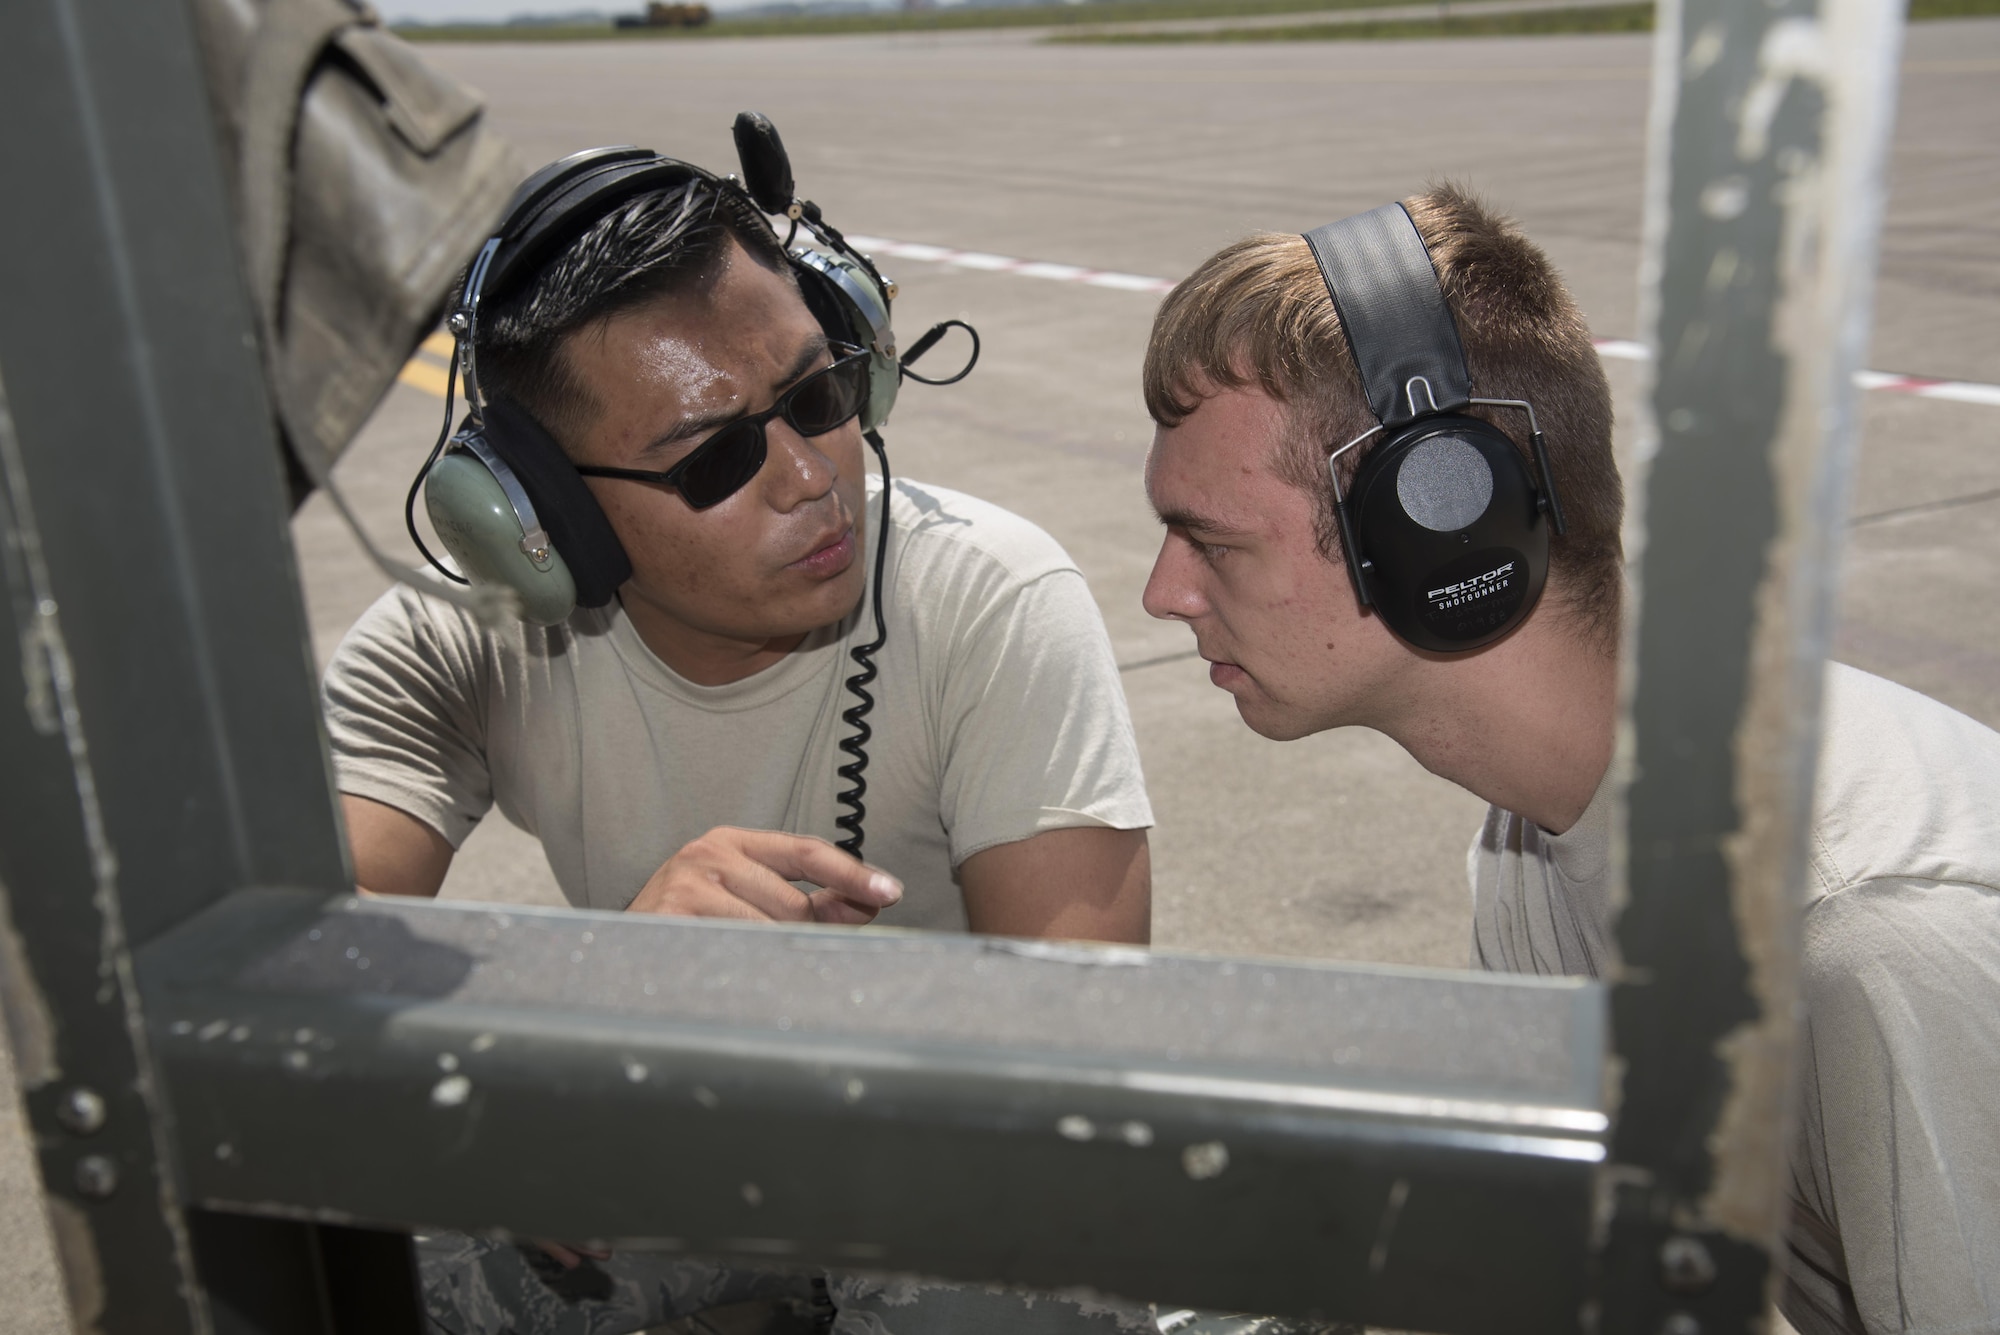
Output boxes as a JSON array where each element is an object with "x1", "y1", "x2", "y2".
[
  {"x1": 851, "y1": 235, "x2": 2000, "y2": 410},
  {"x1": 396, "y1": 237, "x2": 1999, "y2": 410}
]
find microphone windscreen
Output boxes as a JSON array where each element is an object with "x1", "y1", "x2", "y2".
[{"x1": 732, "y1": 112, "x2": 795, "y2": 216}]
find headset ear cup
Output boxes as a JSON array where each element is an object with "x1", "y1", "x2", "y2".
[
  {"x1": 424, "y1": 452, "x2": 580, "y2": 626},
  {"x1": 478, "y1": 398, "x2": 634, "y2": 609},
  {"x1": 1347, "y1": 418, "x2": 1550, "y2": 652},
  {"x1": 789, "y1": 250, "x2": 898, "y2": 431}
]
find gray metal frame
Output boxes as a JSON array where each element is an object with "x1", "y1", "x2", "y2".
[
  {"x1": 0, "y1": 0, "x2": 1904, "y2": 1328},
  {"x1": 1600, "y1": 0, "x2": 1908, "y2": 1326}
]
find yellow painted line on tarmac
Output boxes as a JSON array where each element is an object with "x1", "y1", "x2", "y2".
[
  {"x1": 398, "y1": 356, "x2": 452, "y2": 397},
  {"x1": 422, "y1": 331, "x2": 456, "y2": 358}
]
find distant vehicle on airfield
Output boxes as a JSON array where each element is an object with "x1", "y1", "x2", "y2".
[{"x1": 614, "y1": 1, "x2": 713, "y2": 27}]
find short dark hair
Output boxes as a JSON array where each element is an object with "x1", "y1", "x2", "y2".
[
  {"x1": 470, "y1": 177, "x2": 791, "y2": 450},
  {"x1": 1143, "y1": 184, "x2": 1623, "y2": 645}
]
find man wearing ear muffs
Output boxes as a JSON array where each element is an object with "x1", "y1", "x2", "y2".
[
  {"x1": 322, "y1": 140, "x2": 1159, "y2": 1332},
  {"x1": 1139, "y1": 186, "x2": 2000, "y2": 1335}
]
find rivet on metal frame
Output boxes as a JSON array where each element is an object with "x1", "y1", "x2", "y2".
[
  {"x1": 1659, "y1": 1234, "x2": 1718, "y2": 1294},
  {"x1": 56, "y1": 1086, "x2": 107, "y2": 1135},
  {"x1": 73, "y1": 1154, "x2": 119, "y2": 1199}
]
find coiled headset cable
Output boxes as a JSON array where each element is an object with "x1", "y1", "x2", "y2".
[
  {"x1": 832, "y1": 427, "x2": 891, "y2": 859},
  {"x1": 829, "y1": 321, "x2": 980, "y2": 860}
]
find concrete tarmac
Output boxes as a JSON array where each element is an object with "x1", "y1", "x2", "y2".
[
  {"x1": 4, "y1": 18, "x2": 1996, "y2": 1331},
  {"x1": 322, "y1": 17, "x2": 2000, "y2": 944}
]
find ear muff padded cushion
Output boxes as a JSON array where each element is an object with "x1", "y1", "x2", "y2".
[
  {"x1": 1347, "y1": 416, "x2": 1550, "y2": 653},
  {"x1": 479, "y1": 397, "x2": 634, "y2": 609}
]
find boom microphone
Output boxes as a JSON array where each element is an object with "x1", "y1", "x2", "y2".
[{"x1": 732, "y1": 111, "x2": 795, "y2": 216}]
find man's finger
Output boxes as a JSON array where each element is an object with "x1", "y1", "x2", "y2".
[
  {"x1": 732, "y1": 830, "x2": 903, "y2": 908},
  {"x1": 806, "y1": 892, "x2": 882, "y2": 926},
  {"x1": 705, "y1": 858, "x2": 882, "y2": 925},
  {"x1": 708, "y1": 858, "x2": 837, "y2": 923}
]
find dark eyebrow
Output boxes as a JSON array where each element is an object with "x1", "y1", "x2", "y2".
[
  {"x1": 1155, "y1": 504, "x2": 1251, "y2": 540},
  {"x1": 644, "y1": 332, "x2": 831, "y2": 454}
]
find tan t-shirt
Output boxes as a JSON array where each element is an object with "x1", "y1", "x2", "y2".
[
  {"x1": 324, "y1": 479, "x2": 1153, "y2": 929},
  {"x1": 1469, "y1": 663, "x2": 2000, "y2": 1334}
]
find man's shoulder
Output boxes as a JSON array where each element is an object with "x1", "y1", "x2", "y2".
[
  {"x1": 1812, "y1": 663, "x2": 2000, "y2": 896},
  {"x1": 884, "y1": 479, "x2": 1078, "y2": 590},
  {"x1": 329, "y1": 581, "x2": 596, "y2": 682},
  {"x1": 338, "y1": 582, "x2": 504, "y2": 658}
]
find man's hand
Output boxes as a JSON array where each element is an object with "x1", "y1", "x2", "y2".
[{"x1": 627, "y1": 827, "x2": 903, "y2": 925}]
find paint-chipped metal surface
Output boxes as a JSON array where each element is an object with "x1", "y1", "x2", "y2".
[
  {"x1": 141, "y1": 889, "x2": 1604, "y2": 1333},
  {"x1": 1607, "y1": 0, "x2": 1902, "y2": 1324},
  {"x1": 213, "y1": 891, "x2": 1601, "y2": 1111},
  {"x1": 0, "y1": 366, "x2": 192, "y2": 1335},
  {"x1": 1, "y1": 0, "x2": 369, "y2": 1323}
]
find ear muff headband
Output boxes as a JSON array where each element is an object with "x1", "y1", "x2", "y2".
[
  {"x1": 481, "y1": 152, "x2": 707, "y2": 308},
  {"x1": 1305, "y1": 205, "x2": 1473, "y2": 426},
  {"x1": 1304, "y1": 204, "x2": 1565, "y2": 653}
]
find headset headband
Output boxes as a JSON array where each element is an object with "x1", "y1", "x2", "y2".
[
  {"x1": 1303, "y1": 204, "x2": 1471, "y2": 427},
  {"x1": 454, "y1": 148, "x2": 714, "y2": 412},
  {"x1": 485, "y1": 149, "x2": 709, "y2": 298}
]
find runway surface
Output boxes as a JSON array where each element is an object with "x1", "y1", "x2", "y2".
[
  {"x1": 4, "y1": 19, "x2": 1996, "y2": 1330},
  {"x1": 319, "y1": 18, "x2": 2000, "y2": 953}
]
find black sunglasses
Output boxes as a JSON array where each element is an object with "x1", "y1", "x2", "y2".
[{"x1": 573, "y1": 344, "x2": 871, "y2": 509}]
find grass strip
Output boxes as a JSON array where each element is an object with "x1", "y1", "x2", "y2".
[
  {"x1": 1907, "y1": 0, "x2": 2000, "y2": 16},
  {"x1": 394, "y1": 0, "x2": 1998, "y2": 42},
  {"x1": 1048, "y1": 0, "x2": 1995, "y2": 40},
  {"x1": 397, "y1": 0, "x2": 1427, "y2": 42},
  {"x1": 1049, "y1": 1, "x2": 1654, "y2": 43}
]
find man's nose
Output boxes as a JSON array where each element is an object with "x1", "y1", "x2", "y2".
[
  {"x1": 1142, "y1": 538, "x2": 1204, "y2": 622},
  {"x1": 763, "y1": 419, "x2": 839, "y2": 509}
]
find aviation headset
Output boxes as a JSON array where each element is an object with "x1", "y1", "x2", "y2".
[
  {"x1": 405, "y1": 113, "x2": 977, "y2": 856},
  {"x1": 1303, "y1": 203, "x2": 1568, "y2": 654}
]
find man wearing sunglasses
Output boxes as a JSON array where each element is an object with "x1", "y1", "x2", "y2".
[
  {"x1": 322, "y1": 171, "x2": 1156, "y2": 1330},
  {"x1": 328, "y1": 175, "x2": 1151, "y2": 939}
]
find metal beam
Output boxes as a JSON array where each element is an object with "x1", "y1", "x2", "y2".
[
  {"x1": 0, "y1": 0, "x2": 358, "y2": 1326},
  {"x1": 143, "y1": 888, "x2": 1605, "y2": 1333},
  {"x1": 1604, "y1": 0, "x2": 1906, "y2": 1325}
]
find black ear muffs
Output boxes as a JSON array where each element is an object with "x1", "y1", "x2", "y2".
[
  {"x1": 477, "y1": 397, "x2": 633, "y2": 608},
  {"x1": 1306, "y1": 203, "x2": 1565, "y2": 654},
  {"x1": 1343, "y1": 415, "x2": 1550, "y2": 653}
]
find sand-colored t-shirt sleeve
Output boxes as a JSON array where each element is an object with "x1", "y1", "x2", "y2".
[
  {"x1": 933, "y1": 568, "x2": 1152, "y2": 865},
  {"x1": 322, "y1": 588, "x2": 494, "y2": 849}
]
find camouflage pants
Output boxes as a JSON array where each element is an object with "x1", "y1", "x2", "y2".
[{"x1": 416, "y1": 1235, "x2": 1353, "y2": 1335}]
